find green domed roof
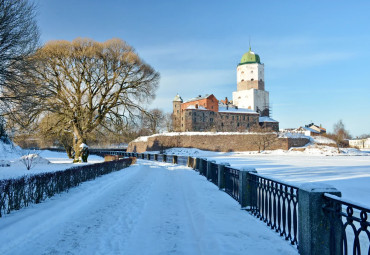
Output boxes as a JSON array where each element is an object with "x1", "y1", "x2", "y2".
[{"x1": 239, "y1": 47, "x2": 261, "y2": 65}]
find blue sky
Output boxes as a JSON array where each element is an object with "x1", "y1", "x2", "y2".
[{"x1": 35, "y1": 0, "x2": 370, "y2": 136}]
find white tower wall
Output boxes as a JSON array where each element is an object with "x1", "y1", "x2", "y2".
[
  {"x1": 237, "y1": 63, "x2": 264, "y2": 83},
  {"x1": 232, "y1": 89, "x2": 269, "y2": 112}
]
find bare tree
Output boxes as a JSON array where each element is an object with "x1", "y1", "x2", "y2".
[
  {"x1": 164, "y1": 113, "x2": 173, "y2": 132},
  {"x1": 140, "y1": 108, "x2": 166, "y2": 134},
  {"x1": 28, "y1": 38, "x2": 159, "y2": 162},
  {"x1": 38, "y1": 113, "x2": 74, "y2": 158},
  {"x1": 0, "y1": 0, "x2": 40, "y2": 102},
  {"x1": 330, "y1": 119, "x2": 351, "y2": 153},
  {"x1": 249, "y1": 125, "x2": 278, "y2": 153}
]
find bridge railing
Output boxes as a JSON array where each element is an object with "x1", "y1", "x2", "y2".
[{"x1": 90, "y1": 149, "x2": 369, "y2": 255}]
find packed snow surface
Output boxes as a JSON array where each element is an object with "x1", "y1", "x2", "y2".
[{"x1": 0, "y1": 160, "x2": 298, "y2": 255}]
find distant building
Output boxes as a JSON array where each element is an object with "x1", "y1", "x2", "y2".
[
  {"x1": 349, "y1": 138, "x2": 370, "y2": 149},
  {"x1": 172, "y1": 48, "x2": 279, "y2": 132}
]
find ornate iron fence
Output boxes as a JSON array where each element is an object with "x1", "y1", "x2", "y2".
[
  {"x1": 224, "y1": 166, "x2": 240, "y2": 201},
  {"x1": 157, "y1": 154, "x2": 164, "y2": 162},
  {"x1": 200, "y1": 159, "x2": 207, "y2": 176},
  {"x1": 209, "y1": 162, "x2": 219, "y2": 186},
  {"x1": 248, "y1": 173, "x2": 299, "y2": 246},
  {"x1": 324, "y1": 193, "x2": 370, "y2": 255},
  {"x1": 177, "y1": 156, "x2": 187, "y2": 166}
]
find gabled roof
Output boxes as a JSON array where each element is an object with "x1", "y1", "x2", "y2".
[
  {"x1": 184, "y1": 94, "x2": 216, "y2": 103},
  {"x1": 259, "y1": 116, "x2": 278, "y2": 123}
]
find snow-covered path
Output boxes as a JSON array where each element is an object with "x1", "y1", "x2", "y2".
[{"x1": 0, "y1": 160, "x2": 298, "y2": 255}]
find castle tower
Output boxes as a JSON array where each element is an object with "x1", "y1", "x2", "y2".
[
  {"x1": 236, "y1": 47, "x2": 265, "y2": 91},
  {"x1": 172, "y1": 94, "x2": 183, "y2": 131},
  {"x1": 232, "y1": 48, "x2": 269, "y2": 115}
]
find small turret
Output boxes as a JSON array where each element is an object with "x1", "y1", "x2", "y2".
[{"x1": 172, "y1": 94, "x2": 183, "y2": 131}]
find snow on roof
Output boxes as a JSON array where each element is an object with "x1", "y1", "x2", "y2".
[
  {"x1": 302, "y1": 126, "x2": 320, "y2": 134},
  {"x1": 218, "y1": 105, "x2": 258, "y2": 114},
  {"x1": 184, "y1": 94, "x2": 213, "y2": 103},
  {"x1": 186, "y1": 105, "x2": 208, "y2": 110},
  {"x1": 259, "y1": 116, "x2": 278, "y2": 123}
]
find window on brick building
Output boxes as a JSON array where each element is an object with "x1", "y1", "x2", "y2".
[
  {"x1": 237, "y1": 123, "x2": 240, "y2": 127},
  {"x1": 232, "y1": 116, "x2": 234, "y2": 120},
  {"x1": 243, "y1": 116, "x2": 245, "y2": 120},
  {"x1": 221, "y1": 123, "x2": 224, "y2": 127},
  {"x1": 189, "y1": 112, "x2": 191, "y2": 116}
]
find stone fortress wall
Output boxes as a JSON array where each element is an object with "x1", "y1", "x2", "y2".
[{"x1": 127, "y1": 133, "x2": 310, "y2": 153}]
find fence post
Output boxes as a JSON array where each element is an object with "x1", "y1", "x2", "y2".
[
  {"x1": 298, "y1": 183, "x2": 342, "y2": 255},
  {"x1": 217, "y1": 162, "x2": 230, "y2": 190},
  {"x1": 186, "y1": 156, "x2": 193, "y2": 168},
  {"x1": 206, "y1": 160, "x2": 216, "y2": 180},
  {"x1": 239, "y1": 167, "x2": 257, "y2": 208},
  {"x1": 195, "y1": 158, "x2": 200, "y2": 171},
  {"x1": 163, "y1": 154, "x2": 167, "y2": 162},
  {"x1": 173, "y1": 155, "x2": 178, "y2": 164},
  {"x1": 154, "y1": 154, "x2": 158, "y2": 161}
]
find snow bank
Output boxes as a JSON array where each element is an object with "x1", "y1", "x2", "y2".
[
  {"x1": 311, "y1": 136, "x2": 336, "y2": 144},
  {"x1": 16, "y1": 154, "x2": 51, "y2": 165}
]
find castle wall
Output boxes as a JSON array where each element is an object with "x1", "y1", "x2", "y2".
[
  {"x1": 180, "y1": 109, "x2": 259, "y2": 132},
  {"x1": 127, "y1": 133, "x2": 310, "y2": 153}
]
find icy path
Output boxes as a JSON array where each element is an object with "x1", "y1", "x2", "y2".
[{"x1": 0, "y1": 160, "x2": 298, "y2": 255}]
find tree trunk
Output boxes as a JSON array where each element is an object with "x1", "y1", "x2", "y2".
[
  {"x1": 72, "y1": 127, "x2": 89, "y2": 163},
  {"x1": 64, "y1": 145, "x2": 74, "y2": 159}
]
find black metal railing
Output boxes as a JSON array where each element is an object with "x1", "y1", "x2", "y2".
[
  {"x1": 324, "y1": 193, "x2": 370, "y2": 255},
  {"x1": 157, "y1": 154, "x2": 164, "y2": 162},
  {"x1": 209, "y1": 162, "x2": 219, "y2": 186},
  {"x1": 165, "y1": 155, "x2": 173, "y2": 163},
  {"x1": 200, "y1": 159, "x2": 207, "y2": 176},
  {"x1": 248, "y1": 173, "x2": 299, "y2": 246},
  {"x1": 177, "y1": 156, "x2": 187, "y2": 166},
  {"x1": 224, "y1": 166, "x2": 240, "y2": 201}
]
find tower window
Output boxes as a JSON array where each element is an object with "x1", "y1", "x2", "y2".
[
  {"x1": 251, "y1": 70, "x2": 253, "y2": 73},
  {"x1": 241, "y1": 79, "x2": 244, "y2": 82},
  {"x1": 251, "y1": 78, "x2": 254, "y2": 81}
]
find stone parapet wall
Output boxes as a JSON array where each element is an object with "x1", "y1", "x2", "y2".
[{"x1": 127, "y1": 133, "x2": 310, "y2": 153}]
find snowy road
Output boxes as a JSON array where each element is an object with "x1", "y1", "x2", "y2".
[{"x1": 0, "y1": 160, "x2": 298, "y2": 255}]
